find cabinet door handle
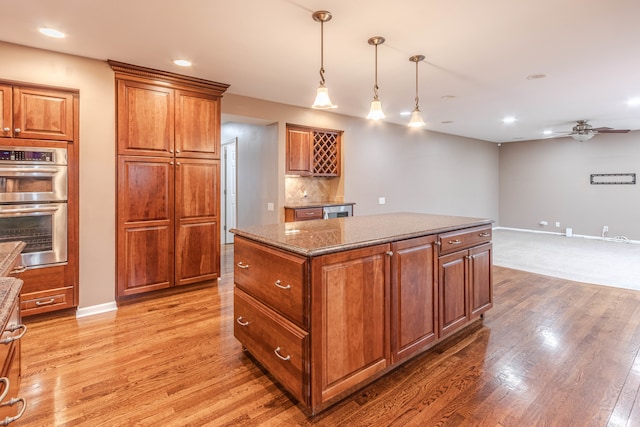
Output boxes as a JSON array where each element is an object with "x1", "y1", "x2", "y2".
[
  {"x1": 236, "y1": 316, "x2": 250, "y2": 326},
  {"x1": 274, "y1": 347, "x2": 291, "y2": 361},
  {"x1": 0, "y1": 397, "x2": 26, "y2": 424},
  {"x1": 448, "y1": 239, "x2": 462, "y2": 245},
  {"x1": 479, "y1": 232, "x2": 490, "y2": 237},
  {"x1": 0, "y1": 378, "x2": 8, "y2": 403},
  {"x1": 14, "y1": 128, "x2": 21, "y2": 133},
  {"x1": 10, "y1": 265, "x2": 27, "y2": 274},
  {"x1": 465, "y1": 255, "x2": 473, "y2": 260},
  {"x1": 2, "y1": 127, "x2": 9, "y2": 132},
  {"x1": 386, "y1": 251, "x2": 393, "y2": 257},
  {"x1": 0, "y1": 324, "x2": 27, "y2": 345},
  {"x1": 274, "y1": 280, "x2": 291, "y2": 290},
  {"x1": 237, "y1": 262, "x2": 250, "y2": 269}
]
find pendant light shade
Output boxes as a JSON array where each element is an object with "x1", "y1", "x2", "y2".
[
  {"x1": 311, "y1": 11, "x2": 337, "y2": 109},
  {"x1": 366, "y1": 36, "x2": 385, "y2": 120},
  {"x1": 408, "y1": 55, "x2": 426, "y2": 128}
]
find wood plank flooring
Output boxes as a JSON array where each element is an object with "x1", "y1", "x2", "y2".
[{"x1": 14, "y1": 244, "x2": 640, "y2": 426}]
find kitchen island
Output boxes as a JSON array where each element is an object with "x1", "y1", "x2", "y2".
[{"x1": 231, "y1": 212, "x2": 493, "y2": 414}]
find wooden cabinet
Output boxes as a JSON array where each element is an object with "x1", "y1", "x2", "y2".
[
  {"x1": 0, "y1": 282, "x2": 26, "y2": 423},
  {"x1": 233, "y1": 223, "x2": 492, "y2": 414},
  {"x1": 390, "y1": 235, "x2": 438, "y2": 363},
  {"x1": 438, "y1": 225, "x2": 492, "y2": 338},
  {"x1": 1, "y1": 84, "x2": 74, "y2": 141},
  {"x1": 111, "y1": 61, "x2": 229, "y2": 297},
  {"x1": 286, "y1": 124, "x2": 341, "y2": 176},
  {"x1": 310, "y1": 244, "x2": 390, "y2": 408}
]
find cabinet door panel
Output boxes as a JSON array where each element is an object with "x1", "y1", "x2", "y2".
[
  {"x1": 175, "y1": 91, "x2": 219, "y2": 159},
  {"x1": 119, "y1": 225, "x2": 173, "y2": 295},
  {"x1": 117, "y1": 80, "x2": 174, "y2": 156},
  {"x1": 118, "y1": 157, "x2": 173, "y2": 222},
  {"x1": 438, "y1": 251, "x2": 469, "y2": 337},
  {"x1": 176, "y1": 159, "x2": 219, "y2": 219},
  {"x1": 391, "y1": 235, "x2": 437, "y2": 363},
  {"x1": 311, "y1": 244, "x2": 390, "y2": 405},
  {"x1": 0, "y1": 85, "x2": 11, "y2": 138},
  {"x1": 176, "y1": 220, "x2": 219, "y2": 285},
  {"x1": 13, "y1": 87, "x2": 74, "y2": 141},
  {"x1": 470, "y1": 243, "x2": 493, "y2": 317},
  {"x1": 286, "y1": 128, "x2": 313, "y2": 175}
]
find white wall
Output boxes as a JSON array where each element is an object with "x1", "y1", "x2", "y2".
[{"x1": 499, "y1": 132, "x2": 640, "y2": 239}]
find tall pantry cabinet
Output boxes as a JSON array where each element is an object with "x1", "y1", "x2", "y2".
[{"x1": 109, "y1": 61, "x2": 229, "y2": 297}]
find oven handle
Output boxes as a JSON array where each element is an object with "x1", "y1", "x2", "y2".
[
  {"x1": 0, "y1": 206, "x2": 60, "y2": 216},
  {"x1": 0, "y1": 167, "x2": 61, "y2": 176}
]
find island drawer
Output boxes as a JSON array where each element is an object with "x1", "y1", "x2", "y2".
[
  {"x1": 438, "y1": 225, "x2": 492, "y2": 255},
  {"x1": 234, "y1": 288, "x2": 309, "y2": 405},
  {"x1": 289, "y1": 207, "x2": 323, "y2": 222},
  {"x1": 234, "y1": 237, "x2": 307, "y2": 328}
]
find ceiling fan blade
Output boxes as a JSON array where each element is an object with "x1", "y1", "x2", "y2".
[
  {"x1": 595, "y1": 128, "x2": 630, "y2": 133},
  {"x1": 591, "y1": 127, "x2": 612, "y2": 131}
]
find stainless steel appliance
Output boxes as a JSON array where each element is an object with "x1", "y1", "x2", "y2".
[
  {"x1": 0, "y1": 146, "x2": 68, "y2": 267},
  {"x1": 323, "y1": 204, "x2": 353, "y2": 219}
]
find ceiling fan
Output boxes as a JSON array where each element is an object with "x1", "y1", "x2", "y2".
[{"x1": 566, "y1": 120, "x2": 630, "y2": 142}]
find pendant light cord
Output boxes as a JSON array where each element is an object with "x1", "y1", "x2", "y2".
[
  {"x1": 373, "y1": 43, "x2": 379, "y2": 100},
  {"x1": 319, "y1": 20, "x2": 326, "y2": 85},
  {"x1": 414, "y1": 60, "x2": 420, "y2": 110}
]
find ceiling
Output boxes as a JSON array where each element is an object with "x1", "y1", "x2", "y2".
[{"x1": 2, "y1": 0, "x2": 640, "y2": 143}]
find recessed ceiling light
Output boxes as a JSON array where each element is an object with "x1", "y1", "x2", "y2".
[
  {"x1": 173, "y1": 59, "x2": 192, "y2": 67},
  {"x1": 543, "y1": 130, "x2": 553, "y2": 135},
  {"x1": 526, "y1": 74, "x2": 546, "y2": 80},
  {"x1": 502, "y1": 116, "x2": 516, "y2": 124},
  {"x1": 627, "y1": 97, "x2": 640, "y2": 107},
  {"x1": 400, "y1": 111, "x2": 411, "y2": 116},
  {"x1": 440, "y1": 95, "x2": 456, "y2": 100},
  {"x1": 38, "y1": 28, "x2": 65, "y2": 38}
]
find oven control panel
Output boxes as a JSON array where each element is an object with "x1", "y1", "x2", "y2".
[{"x1": 0, "y1": 149, "x2": 55, "y2": 162}]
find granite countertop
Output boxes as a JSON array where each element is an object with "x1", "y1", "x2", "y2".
[
  {"x1": 231, "y1": 212, "x2": 492, "y2": 257},
  {"x1": 283, "y1": 201, "x2": 355, "y2": 209},
  {"x1": 0, "y1": 241, "x2": 26, "y2": 276}
]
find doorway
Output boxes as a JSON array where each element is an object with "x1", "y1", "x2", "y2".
[{"x1": 221, "y1": 138, "x2": 237, "y2": 244}]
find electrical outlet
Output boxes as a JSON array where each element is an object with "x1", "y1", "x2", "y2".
[
  {"x1": 603, "y1": 225, "x2": 609, "y2": 234},
  {"x1": 267, "y1": 203, "x2": 274, "y2": 211},
  {"x1": 378, "y1": 197, "x2": 386, "y2": 205},
  {"x1": 555, "y1": 221, "x2": 560, "y2": 228}
]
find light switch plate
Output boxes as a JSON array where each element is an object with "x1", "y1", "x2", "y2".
[{"x1": 378, "y1": 197, "x2": 386, "y2": 205}]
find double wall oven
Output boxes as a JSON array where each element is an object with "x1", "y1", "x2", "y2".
[{"x1": 0, "y1": 146, "x2": 68, "y2": 268}]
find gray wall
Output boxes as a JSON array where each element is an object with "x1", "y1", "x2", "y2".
[
  {"x1": 499, "y1": 132, "x2": 640, "y2": 240},
  {"x1": 221, "y1": 122, "x2": 279, "y2": 227}
]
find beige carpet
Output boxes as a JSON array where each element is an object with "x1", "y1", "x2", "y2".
[{"x1": 492, "y1": 228, "x2": 640, "y2": 291}]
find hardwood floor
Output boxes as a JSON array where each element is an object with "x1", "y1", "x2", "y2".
[{"x1": 14, "y1": 244, "x2": 640, "y2": 426}]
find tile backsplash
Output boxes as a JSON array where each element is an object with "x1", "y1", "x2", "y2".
[{"x1": 285, "y1": 176, "x2": 342, "y2": 204}]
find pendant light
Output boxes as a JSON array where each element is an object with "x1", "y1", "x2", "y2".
[
  {"x1": 311, "y1": 11, "x2": 337, "y2": 109},
  {"x1": 366, "y1": 36, "x2": 385, "y2": 120},
  {"x1": 408, "y1": 55, "x2": 426, "y2": 128}
]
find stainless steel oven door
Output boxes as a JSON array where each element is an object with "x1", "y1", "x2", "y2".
[
  {"x1": 0, "y1": 203, "x2": 67, "y2": 267},
  {"x1": 0, "y1": 164, "x2": 68, "y2": 203}
]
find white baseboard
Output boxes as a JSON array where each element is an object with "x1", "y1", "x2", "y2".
[
  {"x1": 75, "y1": 301, "x2": 118, "y2": 318},
  {"x1": 493, "y1": 226, "x2": 640, "y2": 244}
]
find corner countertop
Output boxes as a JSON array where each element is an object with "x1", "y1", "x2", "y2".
[
  {"x1": 283, "y1": 201, "x2": 355, "y2": 209},
  {"x1": 0, "y1": 241, "x2": 26, "y2": 277},
  {"x1": 231, "y1": 212, "x2": 492, "y2": 257}
]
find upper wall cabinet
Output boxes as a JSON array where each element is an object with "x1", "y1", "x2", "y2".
[
  {"x1": 286, "y1": 124, "x2": 342, "y2": 176},
  {"x1": 0, "y1": 84, "x2": 75, "y2": 141}
]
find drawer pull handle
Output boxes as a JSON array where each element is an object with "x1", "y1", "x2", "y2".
[
  {"x1": 35, "y1": 298, "x2": 55, "y2": 307},
  {"x1": 305, "y1": 212, "x2": 316, "y2": 215},
  {"x1": 386, "y1": 251, "x2": 393, "y2": 257},
  {"x1": 274, "y1": 347, "x2": 291, "y2": 361},
  {"x1": 9, "y1": 265, "x2": 27, "y2": 274},
  {"x1": 0, "y1": 324, "x2": 27, "y2": 345},
  {"x1": 236, "y1": 317, "x2": 250, "y2": 326},
  {"x1": 0, "y1": 396, "x2": 27, "y2": 424},
  {"x1": 274, "y1": 280, "x2": 291, "y2": 290},
  {"x1": 448, "y1": 239, "x2": 462, "y2": 245},
  {"x1": 478, "y1": 232, "x2": 491, "y2": 237},
  {"x1": 237, "y1": 262, "x2": 250, "y2": 269},
  {"x1": 0, "y1": 378, "x2": 8, "y2": 403}
]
